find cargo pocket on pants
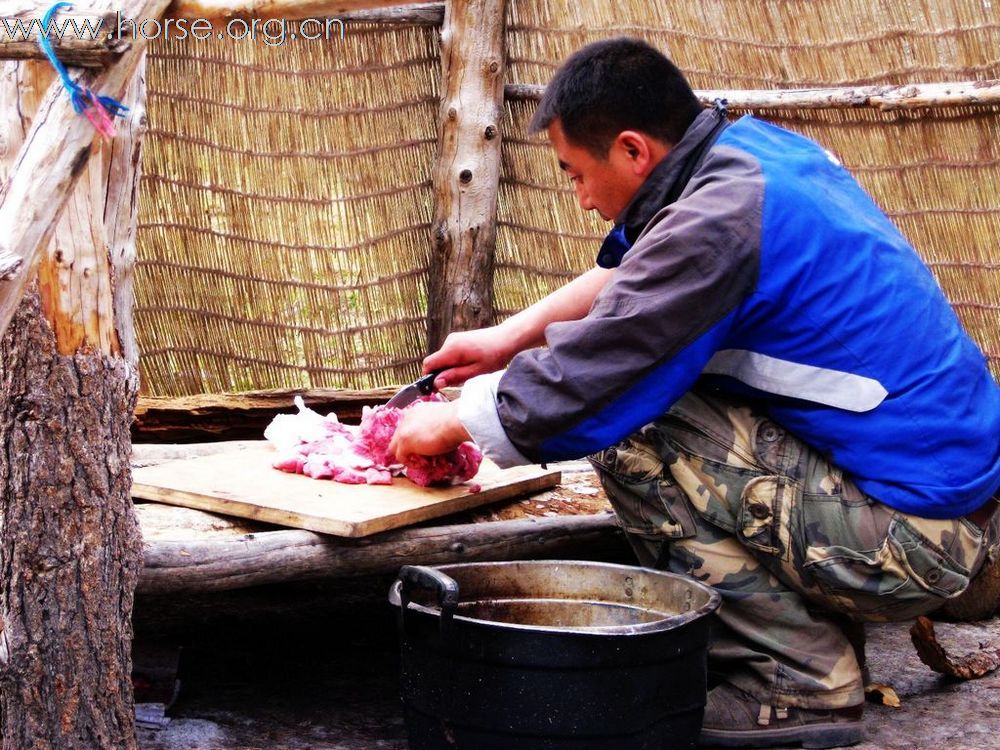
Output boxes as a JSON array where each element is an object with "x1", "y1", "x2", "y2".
[
  {"x1": 737, "y1": 475, "x2": 794, "y2": 561},
  {"x1": 590, "y1": 441, "x2": 697, "y2": 542},
  {"x1": 887, "y1": 518, "x2": 971, "y2": 599},
  {"x1": 803, "y1": 518, "x2": 972, "y2": 621}
]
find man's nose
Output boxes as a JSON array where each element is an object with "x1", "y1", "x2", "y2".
[{"x1": 575, "y1": 183, "x2": 594, "y2": 211}]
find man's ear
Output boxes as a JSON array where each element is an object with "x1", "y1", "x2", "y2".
[{"x1": 615, "y1": 131, "x2": 669, "y2": 177}]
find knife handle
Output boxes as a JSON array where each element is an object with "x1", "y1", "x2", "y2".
[{"x1": 416, "y1": 368, "x2": 445, "y2": 395}]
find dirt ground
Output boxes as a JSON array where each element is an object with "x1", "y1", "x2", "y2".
[{"x1": 132, "y1": 573, "x2": 1000, "y2": 750}]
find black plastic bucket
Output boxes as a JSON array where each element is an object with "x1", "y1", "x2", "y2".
[{"x1": 388, "y1": 560, "x2": 721, "y2": 750}]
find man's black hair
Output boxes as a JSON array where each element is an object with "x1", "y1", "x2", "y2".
[{"x1": 529, "y1": 37, "x2": 702, "y2": 156}]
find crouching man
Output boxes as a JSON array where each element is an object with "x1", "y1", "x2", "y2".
[{"x1": 388, "y1": 37, "x2": 1000, "y2": 749}]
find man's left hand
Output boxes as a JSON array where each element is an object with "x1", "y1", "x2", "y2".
[{"x1": 388, "y1": 400, "x2": 473, "y2": 463}]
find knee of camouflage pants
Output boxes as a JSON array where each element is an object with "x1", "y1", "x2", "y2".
[
  {"x1": 587, "y1": 431, "x2": 696, "y2": 568},
  {"x1": 589, "y1": 387, "x2": 991, "y2": 708}
]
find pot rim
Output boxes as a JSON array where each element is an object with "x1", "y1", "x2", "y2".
[{"x1": 389, "y1": 559, "x2": 722, "y2": 636}]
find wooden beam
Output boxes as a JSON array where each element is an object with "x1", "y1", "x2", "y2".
[
  {"x1": 0, "y1": 0, "x2": 444, "y2": 60},
  {"x1": 165, "y1": 0, "x2": 431, "y2": 21},
  {"x1": 336, "y1": 1, "x2": 442, "y2": 24},
  {"x1": 137, "y1": 512, "x2": 622, "y2": 593},
  {"x1": 0, "y1": 8, "x2": 125, "y2": 68},
  {"x1": 132, "y1": 386, "x2": 459, "y2": 442},
  {"x1": 505, "y1": 80, "x2": 1000, "y2": 111},
  {"x1": 426, "y1": 0, "x2": 508, "y2": 350},
  {"x1": 0, "y1": 0, "x2": 169, "y2": 343}
]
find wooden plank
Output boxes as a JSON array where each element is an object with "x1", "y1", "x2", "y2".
[
  {"x1": 426, "y1": 0, "x2": 508, "y2": 350},
  {"x1": 132, "y1": 440, "x2": 263, "y2": 468},
  {"x1": 132, "y1": 442, "x2": 560, "y2": 537}
]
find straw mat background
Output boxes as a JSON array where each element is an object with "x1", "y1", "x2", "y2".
[
  {"x1": 136, "y1": 22, "x2": 439, "y2": 395},
  {"x1": 135, "y1": 0, "x2": 999, "y2": 396}
]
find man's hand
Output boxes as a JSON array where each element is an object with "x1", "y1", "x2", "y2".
[
  {"x1": 422, "y1": 267, "x2": 614, "y2": 389},
  {"x1": 423, "y1": 326, "x2": 519, "y2": 389},
  {"x1": 388, "y1": 400, "x2": 473, "y2": 463}
]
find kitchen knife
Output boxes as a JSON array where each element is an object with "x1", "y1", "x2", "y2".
[{"x1": 385, "y1": 370, "x2": 443, "y2": 409}]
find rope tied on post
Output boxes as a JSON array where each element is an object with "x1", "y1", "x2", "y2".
[{"x1": 36, "y1": 2, "x2": 128, "y2": 138}]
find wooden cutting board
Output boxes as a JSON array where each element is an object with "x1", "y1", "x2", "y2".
[{"x1": 132, "y1": 442, "x2": 561, "y2": 538}]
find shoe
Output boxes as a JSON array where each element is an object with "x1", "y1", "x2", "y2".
[{"x1": 698, "y1": 683, "x2": 863, "y2": 748}]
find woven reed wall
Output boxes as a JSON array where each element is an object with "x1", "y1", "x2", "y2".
[
  {"x1": 135, "y1": 22, "x2": 439, "y2": 396},
  {"x1": 134, "y1": 0, "x2": 999, "y2": 396}
]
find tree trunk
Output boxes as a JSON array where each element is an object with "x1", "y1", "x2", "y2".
[
  {"x1": 0, "y1": 54, "x2": 145, "y2": 748},
  {"x1": 0, "y1": 294, "x2": 141, "y2": 749}
]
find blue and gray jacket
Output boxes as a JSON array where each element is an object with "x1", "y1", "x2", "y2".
[{"x1": 459, "y1": 107, "x2": 1000, "y2": 519}]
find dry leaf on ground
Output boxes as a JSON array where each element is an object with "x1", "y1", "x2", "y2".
[{"x1": 864, "y1": 683, "x2": 901, "y2": 707}]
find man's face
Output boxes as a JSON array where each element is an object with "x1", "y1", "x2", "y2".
[{"x1": 547, "y1": 119, "x2": 646, "y2": 222}]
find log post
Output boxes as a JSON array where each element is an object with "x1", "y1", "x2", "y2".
[
  {"x1": 0, "y1": 27, "x2": 148, "y2": 750},
  {"x1": 426, "y1": 0, "x2": 507, "y2": 351},
  {"x1": 104, "y1": 60, "x2": 147, "y2": 367}
]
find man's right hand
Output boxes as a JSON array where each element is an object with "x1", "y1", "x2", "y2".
[
  {"x1": 423, "y1": 266, "x2": 615, "y2": 389},
  {"x1": 423, "y1": 325, "x2": 519, "y2": 389}
]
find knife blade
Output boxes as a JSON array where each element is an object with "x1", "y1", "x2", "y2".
[{"x1": 385, "y1": 370, "x2": 443, "y2": 409}]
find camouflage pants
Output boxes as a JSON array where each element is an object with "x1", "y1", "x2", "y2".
[{"x1": 590, "y1": 389, "x2": 999, "y2": 710}]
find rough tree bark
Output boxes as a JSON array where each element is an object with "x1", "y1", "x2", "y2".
[{"x1": 0, "y1": 54, "x2": 146, "y2": 749}]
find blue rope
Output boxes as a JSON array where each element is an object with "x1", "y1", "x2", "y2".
[{"x1": 37, "y1": 2, "x2": 129, "y2": 130}]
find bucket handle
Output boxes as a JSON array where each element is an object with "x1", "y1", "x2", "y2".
[{"x1": 397, "y1": 565, "x2": 460, "y2": 639}]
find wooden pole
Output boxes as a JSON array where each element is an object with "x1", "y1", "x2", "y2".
[
  {"x1": 0, "y1": 7, "x2": 125, "y2": 67},
  {"x1": 105, "y1": 60, "x2": 147, "y2": 366},
  {"x1": 505, "y1": 80, "x2": 1000, "y2": 111},
  {"x1": 166, "y1": 0, "x2": 432, "y2": 21},
  {"x1": 426, "y1": 0, "x2": 508, "y2": 351},
  {"x1": 0, "y1": 0, "x2": 446, "y2": 55},
  {"x1": 0, "y1": 0, "x2": 170, "y2": 343},
  {"x1": 335, "y1": 1, "x2": 442, "y2": 24}
]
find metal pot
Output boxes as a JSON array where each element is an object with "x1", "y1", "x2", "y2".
[{"x1": 389, "y1": 560, "x2": 721, "y2": 749}]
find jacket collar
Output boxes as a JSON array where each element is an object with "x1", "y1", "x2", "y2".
[
  {"x1": 616, "y1": 103, "x2": 730, "y2": 235},
  {"x1": 595, "y1": 103, "x2": 729, "y2": 269}
]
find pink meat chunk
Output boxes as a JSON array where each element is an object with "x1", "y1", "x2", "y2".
[
  {"x1": 404, "y1": 441, "x2": 483, "y2": 487},
  {"x1": 355, "y1": 405, "x2": 403, "y2": 467},
  {"x1": 265, "y1": 395, "x2": 482, "y2": 487}
]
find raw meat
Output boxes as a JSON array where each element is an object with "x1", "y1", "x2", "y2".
[
  {"x1": 264, "y1": 395, "x2": 483, "y2": 487},
  {"x1": 405, "y1": 442, "x2": 482, "y2": 487}
]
